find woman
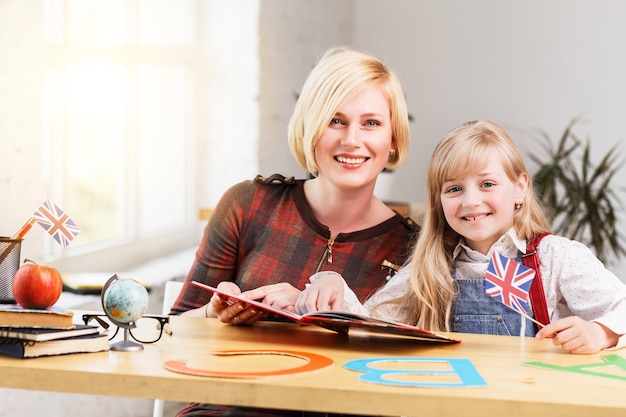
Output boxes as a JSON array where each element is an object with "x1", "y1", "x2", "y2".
[{"x1": 171, "y1": 46, "x2": 418, "y2": 417}]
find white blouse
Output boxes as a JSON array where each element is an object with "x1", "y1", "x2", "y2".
[{"x1": 316, "y1": 228, "x2": 626, "y2": 348}]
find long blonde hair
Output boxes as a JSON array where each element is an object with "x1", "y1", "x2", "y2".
[
  {"x1": 288, "y1": 46, "x2": 410, "y2": 176},
  {"x1": 397, "y1": 120, "x2": 551, "y2": 331}
]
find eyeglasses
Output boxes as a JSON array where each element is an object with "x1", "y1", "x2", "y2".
[{"x1": 82, "y1": 313, "x2": 171, "y2": 344}]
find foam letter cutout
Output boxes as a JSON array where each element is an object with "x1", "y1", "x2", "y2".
[
  {"x1": 344, "y1": 357, "x2": 487, "y2": 387},
  {"x1": 164, "y1": 349, "x2": 333, "y2": 378},
  {"x1": 524, "y1": 354, "x2": 626, "y2": 381}
]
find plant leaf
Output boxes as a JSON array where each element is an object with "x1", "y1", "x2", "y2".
[{"x1": 528, "y1": 117, "x2": 625, "y2": 264}]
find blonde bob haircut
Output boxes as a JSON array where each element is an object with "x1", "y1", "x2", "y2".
[{"x1": 288, "y1": 46, "x2": 410, "y2": 176}]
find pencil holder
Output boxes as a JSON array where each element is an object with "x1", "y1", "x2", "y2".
[{"x1": 0, "y1": 237, "x2": 22, "y2": 303}]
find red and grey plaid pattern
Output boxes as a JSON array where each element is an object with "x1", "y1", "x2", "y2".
[{"x1": 171, "y1": 174, "x2": 417, "y2": 317}]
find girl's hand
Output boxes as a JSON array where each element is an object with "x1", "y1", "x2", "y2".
[
  {"x1": 295, "y1": 272, "x2": 345, "y2": 315},
  {"x1": 535, "y1": 316, "x2": 619, "y2": 354}
]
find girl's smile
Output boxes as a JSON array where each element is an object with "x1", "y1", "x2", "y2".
[{"x1": 441, "y1": 153, "x2": 527, "y2": 254}]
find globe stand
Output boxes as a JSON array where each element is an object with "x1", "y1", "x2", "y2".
[
  {"x1": 100, "y1": 274, "x2": 148, "y2": 353},
  {"x1": 110, "y1": 325, "x2": 143, "y2": 352}
]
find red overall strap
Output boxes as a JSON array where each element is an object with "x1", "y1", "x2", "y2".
[{"x1": 523, "y1": 234, "x2": 551, "y2": 326}]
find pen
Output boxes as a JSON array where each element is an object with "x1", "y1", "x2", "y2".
[
  {"x1": 0, "y1": 217, "x2": 36, "y2": 265},
  {"x1": 11, "y1": 217, "x2": 36, "y2": 240}
]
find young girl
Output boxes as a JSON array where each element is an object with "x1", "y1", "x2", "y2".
[{"x1": 297, "y1": 120, "x2": 626, "y2": 354}]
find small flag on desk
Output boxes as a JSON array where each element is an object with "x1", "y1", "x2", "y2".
[
  {"x1": 485, "y1": 251, "x2": 535, "y2": 315},
  {"x1": 32, "y1": 199, "x2": 80, "y2": 248}
]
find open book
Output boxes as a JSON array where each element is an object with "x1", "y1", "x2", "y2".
[{"x1": 191, "y1": 281, "x2": 460, "y2": 344}]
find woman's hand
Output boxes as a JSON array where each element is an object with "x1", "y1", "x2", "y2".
[
  {"x1": 240, "y1": 282, "x2": 301, "y2": 313},
  {"x1": 209, "y1": 281, "x2": 265, "y2": 325},
  {"x1": 295, "y1": 272, "x2": 345, "y2": 315},
  {"x1": 536, "y1": 316, "x2": 619, "y2": 354}
]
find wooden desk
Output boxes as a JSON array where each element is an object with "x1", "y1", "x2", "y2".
[{"x1": 0, "y1": 317, "x2": 624, "y2": 416}]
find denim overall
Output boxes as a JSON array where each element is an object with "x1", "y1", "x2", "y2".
[{"x1": 449, "y1": 252, "x2": 538, "y2": 337}]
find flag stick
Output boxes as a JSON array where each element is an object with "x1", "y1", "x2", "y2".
[
  {"x1": 501, "y1": 303, "x2": 545, "y2": 328},
  {"x1": 522, "y1": 312, "x2": 545, "y2": 328}
]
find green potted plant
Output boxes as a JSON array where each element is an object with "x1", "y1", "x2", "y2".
[{"x1": 528, "y1": 116, "x2": 626, "y2": 265}]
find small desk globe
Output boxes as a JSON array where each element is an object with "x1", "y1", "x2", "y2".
[{"x1": 101, "y1": 275, "x2": 149, "y2": 351}]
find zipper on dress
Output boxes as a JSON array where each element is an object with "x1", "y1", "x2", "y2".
[{"x1": 315, "y1": 237, "x2": 335, "y2": 272}]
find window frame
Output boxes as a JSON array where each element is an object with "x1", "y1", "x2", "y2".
[{"x1": 43, "y1": 1, "x2": 201, "y2": 272}]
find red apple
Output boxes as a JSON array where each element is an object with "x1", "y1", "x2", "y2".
[{"x1": 13, "y1": 262, "x2": 63, "y2": 309}]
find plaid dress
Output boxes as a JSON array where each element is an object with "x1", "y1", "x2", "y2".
[{"x1": 171, "y1": 174, "x2": 419, "y2": 416}]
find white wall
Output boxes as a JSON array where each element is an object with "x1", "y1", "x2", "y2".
[{"x1": 197, "y1": 0, "x2": 262, "y2": 208}]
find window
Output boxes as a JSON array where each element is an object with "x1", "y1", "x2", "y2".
[{"x1": 43, "y1": 0, "x2": 198, "y2": 266}]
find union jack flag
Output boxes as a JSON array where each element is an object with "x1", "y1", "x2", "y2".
[
  {"x1": 32, "y1": 199, "x2": 80, "y2": 248},
  {"x1": 485, "y1": 251, "x2": 535, "y2": 315}
]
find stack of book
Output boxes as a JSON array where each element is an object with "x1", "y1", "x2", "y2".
[{"x1": 0, "y1": 304, "x2": 109, "y2": 358}]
